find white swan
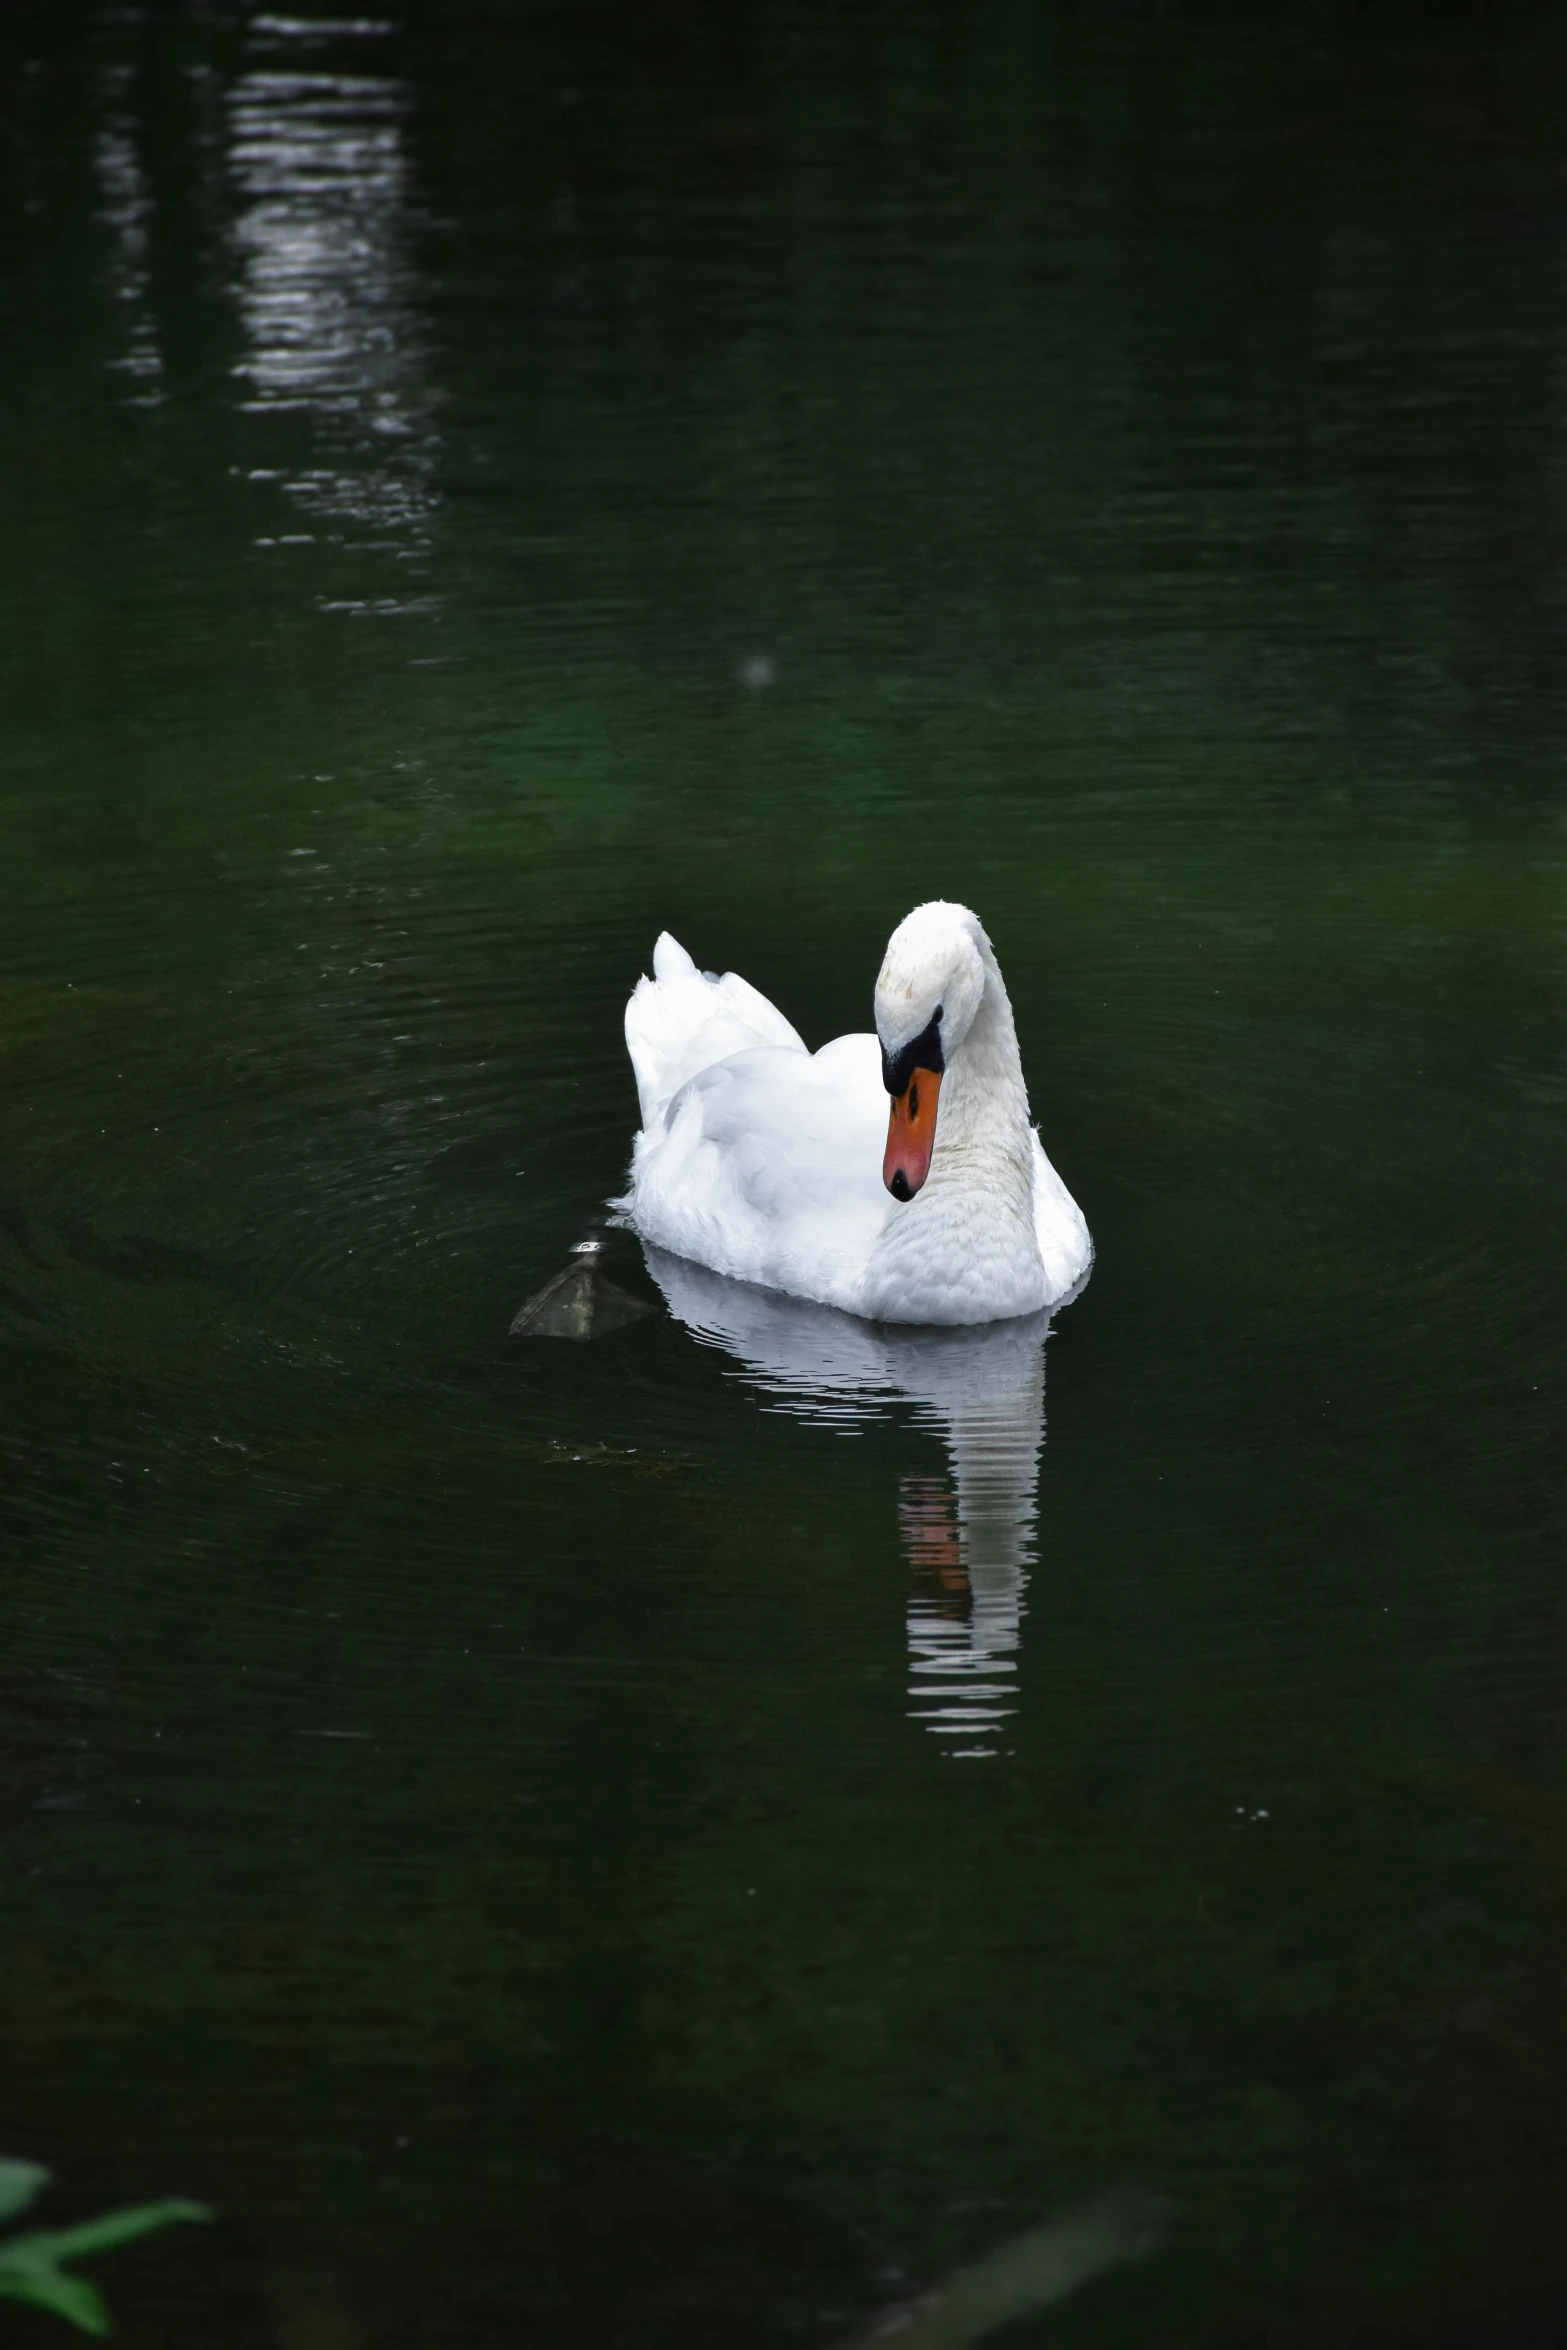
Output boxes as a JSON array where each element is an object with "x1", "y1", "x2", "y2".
[{"x1": 619, "y1": 901, "x2": 1092, "y2": 1326}]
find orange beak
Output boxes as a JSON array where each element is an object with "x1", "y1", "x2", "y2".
[{"x1": 883, "y1": 1067, "x2": 942, "y2": 1200}]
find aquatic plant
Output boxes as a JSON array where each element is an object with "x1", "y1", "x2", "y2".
[{"x1": 0, "y1": 2160, "x2": 208, "y2": 2336}]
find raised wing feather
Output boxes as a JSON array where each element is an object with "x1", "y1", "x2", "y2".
[
  {"x1": 630, "y1": 1031, "x2": 890, "y2": 1313},
  {"x1": 624, "y1": 932, "x2": 807, "y2": 1126}
]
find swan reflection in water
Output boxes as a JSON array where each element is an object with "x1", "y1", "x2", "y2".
[{"x1": 643, "y1": 1246, "x2": 1063, "y2": 1759}]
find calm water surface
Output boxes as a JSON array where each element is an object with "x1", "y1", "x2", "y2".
[{"x1": 2, "y1": 3, "x2": 1566, "y2": 2343}]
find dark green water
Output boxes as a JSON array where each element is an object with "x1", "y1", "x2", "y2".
[{"x1": 3, "y1": 3, "x2": 1566, "y2": 2342}]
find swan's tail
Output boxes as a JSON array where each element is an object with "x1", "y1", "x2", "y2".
[{"x1": 624, "y1": 932, "x2": 808, "y2": 1127}]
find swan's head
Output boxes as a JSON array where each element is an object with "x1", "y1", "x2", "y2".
[{"x1": 874, "y1": 902, "x2": 988, "y2": 1201}]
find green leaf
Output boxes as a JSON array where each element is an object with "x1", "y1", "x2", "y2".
[
  {"x1": 0, "y1": 2262, "x2": 109, "y2": 2337},
  {"x1": 19, "y1": 2201, "x2": 211, "y2": 2264},
  {"x1": 0, "y1": 2200, "x2": 208, "y2": 2335},
  {"x1": 0, "y1": 2160, "x2": 51, "y2": 2225}
]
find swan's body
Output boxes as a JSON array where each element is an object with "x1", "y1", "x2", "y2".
[{"x1": 619, "y1": 903, "x2": 1092, "y2": 1326}]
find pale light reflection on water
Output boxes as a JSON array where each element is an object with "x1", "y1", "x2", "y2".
[
  {"x1": 95, "y1": 63, "x2": 163, "y2": 406},
  {"x1": 228, "y1": 12, "x2": 439, "y2": 551}
]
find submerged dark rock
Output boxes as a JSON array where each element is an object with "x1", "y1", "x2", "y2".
[{"x1": 509, "y1": 1237, "x2": 653, "y2": 1341}]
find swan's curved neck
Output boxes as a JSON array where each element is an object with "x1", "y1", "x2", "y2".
[
  {"x1": 863, "y1": 936, "x2": 1046, "y2": 1323},
  {"x1": 931, "y1": 946, "x2": 1033, "y2": 1186}
]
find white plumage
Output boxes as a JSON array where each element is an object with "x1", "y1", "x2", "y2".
[{"x1": 619, "y1": 904, "x2": 1092, "y2": 1326}]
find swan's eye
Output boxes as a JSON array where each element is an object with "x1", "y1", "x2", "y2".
[{"x1": 880, "y1": 1007, "x2": 945, "y2": 1097}]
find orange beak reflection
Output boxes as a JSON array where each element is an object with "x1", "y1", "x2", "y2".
[{"x1": 883, "y1": 1067, "x2": 942, "y2": 1201}]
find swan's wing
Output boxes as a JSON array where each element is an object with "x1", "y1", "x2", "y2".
[
  {"x1": 629, "y1": 1031, "x2": 889, "y2": 1311},
  {"x1": 1030, "y1": 1131, "x2": 1094, "y2": 1303},
  {"x1": 624, "y1": 932, "x2": 808, "y2": 1126}
]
